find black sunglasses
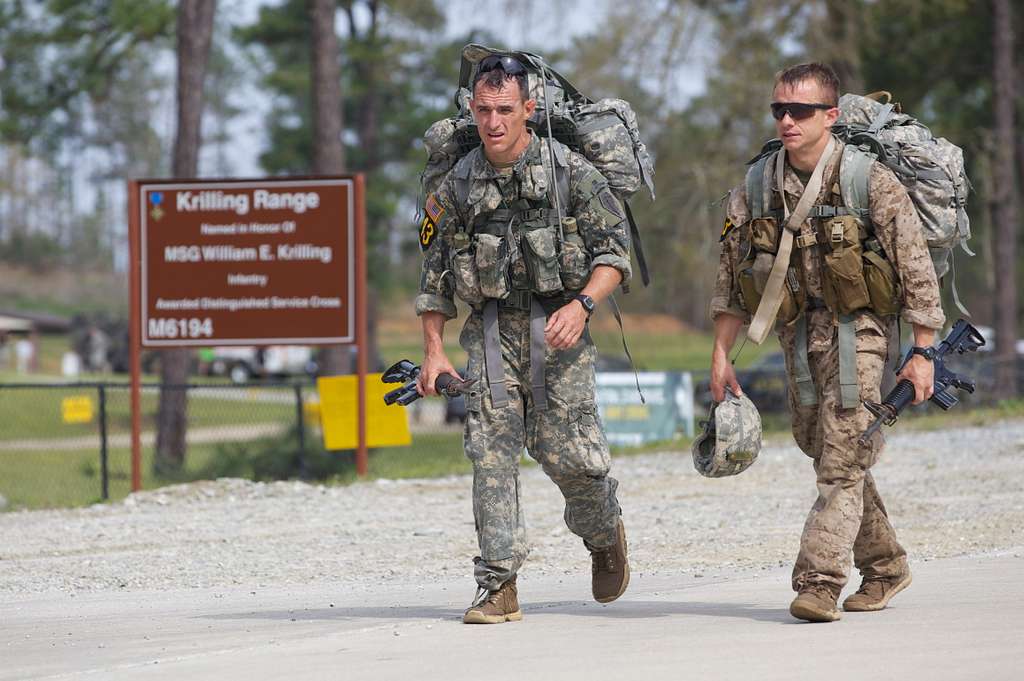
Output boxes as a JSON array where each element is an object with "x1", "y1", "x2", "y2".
[
  {"x1": 770, "y1": 102, "x2": 833, "y2": 121},
  {"x1": 478, "y1": 54, "x2": 527, "y2": 76}
]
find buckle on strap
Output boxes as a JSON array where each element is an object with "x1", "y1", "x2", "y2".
[
  {"x1": 795, "y1": 232, "x2": 819, "y2": 249},
  {"x1": 498, "y1": 289, "x2": 533, "y2": 311}
]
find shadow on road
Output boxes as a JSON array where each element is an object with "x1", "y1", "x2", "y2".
[{"x1": 201, "y1": 599, "x2": 792, "y2": 625}]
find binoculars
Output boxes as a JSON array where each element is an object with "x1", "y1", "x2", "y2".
[{"x1": 382, "y1": 359, "x2": 475, "y2": 406}]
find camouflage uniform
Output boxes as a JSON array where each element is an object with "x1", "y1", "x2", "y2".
[
  {"x1": 415, "y1": 133, "x2": 631, "y2": 591},
  {"x1": 711, "y1": 138, "x2": 944, "y2": 593}
]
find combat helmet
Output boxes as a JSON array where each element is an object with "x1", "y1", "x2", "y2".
[{"x1": 691, "y1": 389, "x2": 762, "y2": 477}]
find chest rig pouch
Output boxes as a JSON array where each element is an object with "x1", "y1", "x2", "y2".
[{"x1": 448, "y1": 142, "x2": 587, "y2": 307}]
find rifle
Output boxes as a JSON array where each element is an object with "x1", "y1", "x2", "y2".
[
  {"x1": 381, "y1": 359, "x2": 476, "y2": 406},
  {"x1": 858, "y1": 319, "x2": 986, "y2": 446}
]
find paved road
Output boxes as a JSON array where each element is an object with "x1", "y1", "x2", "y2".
[{"x1": 4, "y1": 550, "x2": 1020, "y2": 680}]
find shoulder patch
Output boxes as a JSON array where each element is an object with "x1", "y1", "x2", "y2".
[
  {"x1": 598, "y1": 188, "x2": 625, "y2": 221},
  {"x1": 419, "y1": 194, "x2": 444, "y2": 251},
  {"x1": 720, "y1": 218, "x2": 736, "y2": 242}
]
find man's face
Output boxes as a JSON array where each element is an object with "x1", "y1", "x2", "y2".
[
  {"x1": 772, "y1": 79, "x2": 839, "y2": 155},
  {"x1": 470, "y1": 81, "x2": 535, "y2": 160}
]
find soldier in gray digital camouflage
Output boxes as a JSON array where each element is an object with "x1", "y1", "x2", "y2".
[
  {"x1": 414, "y1": 54, "x2": 631, "y2": 624},
  {"x1": 708, "y1": 63, "x2": 945, "y2": 622}
]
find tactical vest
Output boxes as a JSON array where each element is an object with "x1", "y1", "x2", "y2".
[
  {"x1": 737, "y1": 144, "x2": 901, "y2": 326},
  {"x1": 447, "y1": 140, "x2": 594, "y2": 312}
]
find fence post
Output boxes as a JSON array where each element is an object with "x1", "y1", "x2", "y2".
[
  {"x1": 294, "y1": 383, "x2": 307, "y2": 479},
  {"x1": 98, "y1": 384, "x2": 109, "y2": 501}
]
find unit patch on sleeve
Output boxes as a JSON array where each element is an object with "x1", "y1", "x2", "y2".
[
  {"x1": 419, "y1": 194, "x2": 446, "y2": 251},
  {"x1": 720, "y1": 217, "x2": 736, "y2": 242}
]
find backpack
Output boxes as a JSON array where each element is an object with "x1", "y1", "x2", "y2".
[
  {"x1": 746, "y1": 91, "x2": 972, "y2": 311},
  {"x1": 420, "y1": 43, "x2": 656, "y2": 286}
]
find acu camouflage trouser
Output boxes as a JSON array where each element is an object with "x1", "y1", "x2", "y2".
[
  {"x1": 459, "y1": 306, "x2": 621, "y2": 591},
  {"x1": 782, "y1": 322, "x2": 909, "y2": 593}
]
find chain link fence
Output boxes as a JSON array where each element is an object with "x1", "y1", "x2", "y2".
[{"x1": 0, "y1": 382, "x2": 320, "y2": 511}]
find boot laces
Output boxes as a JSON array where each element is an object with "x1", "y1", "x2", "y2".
[{"x1": 592, "y1": 546, "x2": 615, "y2": 573}]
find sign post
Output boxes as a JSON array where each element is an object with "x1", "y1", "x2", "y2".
[{"x1": 127, "y1": 176, "x2": 368, "y2": 490}]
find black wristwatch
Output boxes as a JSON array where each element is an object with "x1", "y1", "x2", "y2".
[
  {"x1": 911, "y1": 345, "x2": 938, "y2": 361},
  {"x1": 574, "y1": 294, "x2": 596, "y2": 318}
]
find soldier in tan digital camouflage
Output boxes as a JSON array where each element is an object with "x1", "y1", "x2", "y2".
[
  {"x1": 414, "y1": 55, "x2": 631, "y2": 624},
  {"x1": 708, "y1": 63, "x2": 944, "y2": 622}
]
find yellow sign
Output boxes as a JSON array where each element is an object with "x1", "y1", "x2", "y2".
[
  {"x1": 317, "y1": 373, "x2": 412, "y2": 450},
  {"x1": 61, "y1": 396, "x2": 94, "y2": 424}
]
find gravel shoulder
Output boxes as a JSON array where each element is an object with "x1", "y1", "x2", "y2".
[{"x1": 2, "y1": 419, "x2": 1023, "y2": 595}]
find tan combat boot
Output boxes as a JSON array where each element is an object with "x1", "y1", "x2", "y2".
[
  {"x1": 790, "y1": 583, "x2": 842, "y2": 622},
  {"x1": 587, "y1": 518, "x2": 630, "y2": 603},
  {"x1": 843, "y1": 571, "x2": 912, "y2": 612},
  {"x1": 463, "y1": 576, "x2": 523, "y2": 624}
]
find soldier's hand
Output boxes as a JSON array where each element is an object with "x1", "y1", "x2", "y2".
[
  {"x1": 710, "y1": 352, "x2": 743, "y2": 403},
  {"x1": 545, "y1": 301, "x2": 588, "y2": 349},
  {"x1": 897, "y1": 354, "x2": 935, "y2": 405},
  {"x1": 417, "y1": 352, "x2": 461, "y2": 397}
]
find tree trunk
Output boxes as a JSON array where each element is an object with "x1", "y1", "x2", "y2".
[
  {"x1": 155, "y1": 0, "x2": 217, "y2": 474},
  {"x1": 307, "y1": 0, "x2": 351, "y2": 376},
  {"x1": 991, "y1": 0, "x2": 1018, "y2": 400}
]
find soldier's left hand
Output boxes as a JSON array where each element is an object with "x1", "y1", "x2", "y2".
[
  {"x1": 897, "y1": 354, "x2": 935, "y2": 405},
  {"x1": 545, "y1": 301, "x2": 588, "y2": 349}
]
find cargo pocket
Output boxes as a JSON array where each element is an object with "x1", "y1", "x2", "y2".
[
  {"x1": 863, "y1": 249, "x2": 900, "y2": 316},
  {"x1": 451, "y1": 247, "x2": 484, "y2": 305},
  {"x1": 570, "y1": 400, "x2": 610, "y2": 475},
  {"x1": 522, "y1": 226, "x2": 564, "y2": 295},
  {"x1": 475, "y1": 233, "x2": 511, "y2": 299},
  {"x1": 559, "y1": 219, "x2": 590, "y2": 291},
  {"x1": 749, "y1": 217, "x2": 779, "y2": 254}
]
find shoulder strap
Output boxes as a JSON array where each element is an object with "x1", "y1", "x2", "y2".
[
  {"x1": 838, "y1": 144, "x2": 874, "y2": 222},
  {"x1": 744, "y1": 152, "x2": 774, "y2": 219},
  {"x1": 550, "y1": 140, "x2": 570, "y2": 211},
  {"x1": 453, "y1": 153, "x2": 473, "y2": 208}
]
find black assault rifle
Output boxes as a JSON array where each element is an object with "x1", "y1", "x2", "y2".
[
  {"x1": 858, "y1": 319, "x2": 986, "y2": 446},
  {"x1": 381, "y1": 359, "x2": 476, "y2": 406}
]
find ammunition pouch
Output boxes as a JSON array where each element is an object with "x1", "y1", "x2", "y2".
[
  {"x1": 475, "y1": 232, "x2": 512, "y2": 299},
  {"x1": 451, "y1": 238, "x2": 485, "y2": 305},
  {"x1": 821, "y1": 215, "x2": 871, "y2": 314},
  {"x1": 737, "y1": 217, "x2": 803, "y2": 325},
  {"x1": 863, "y1": 244, "x2": 900, "y2": 315},
  {"x1": 521, "y1": 224, "x2": 563, "y2": 295}
]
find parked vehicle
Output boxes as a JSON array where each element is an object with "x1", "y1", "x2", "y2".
[{"x1": 204, "y1": 346, "x2": 319, "y2": 384}]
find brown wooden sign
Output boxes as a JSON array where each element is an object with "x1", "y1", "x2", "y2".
[{"x1": 133, "y1": 178, "x2": 356, "y2": 346}]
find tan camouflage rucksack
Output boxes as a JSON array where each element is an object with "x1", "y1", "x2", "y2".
[
  {"x1": 746, "y1": 91, "x2": 973, "y2": 310},
  {"x1": 420, "y1": 43, "x2": 656, "y2": 285}
]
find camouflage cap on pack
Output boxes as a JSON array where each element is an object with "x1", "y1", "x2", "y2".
[{"x1": 691, "y1": 389, "x2": 762, "y2": 478}]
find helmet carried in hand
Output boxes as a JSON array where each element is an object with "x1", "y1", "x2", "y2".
[{"x1": 691, "y1": 389, "x2": 762, "y2": 478}]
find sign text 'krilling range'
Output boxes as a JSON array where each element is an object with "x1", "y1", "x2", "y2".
[{"x1": 138, "y1": 179, "x2": 354, "y2": 346}]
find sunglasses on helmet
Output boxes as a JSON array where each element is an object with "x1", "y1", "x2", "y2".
[
  {"x1": 478, "y1": 54, "x2": 527, "y2": 76},
  {"x1": 770, "y1": 102, "x2": 833, "y2": 121}
]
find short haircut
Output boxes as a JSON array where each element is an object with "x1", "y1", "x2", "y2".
[
  {"x1": 472, "y1": 67, "x2": 529, "y2": 103},
  {"x1": 774, "y1": 63, "x2": 840, "y2": 107}
]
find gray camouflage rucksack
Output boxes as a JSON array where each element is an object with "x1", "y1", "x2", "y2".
[
  {"x1": 833, "y1": 92, "x2": 973, "y2": 282},
  {"x1": 420, "y1": 43, "x2": 656, "y2": 286}
]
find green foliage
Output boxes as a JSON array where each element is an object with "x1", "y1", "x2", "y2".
[
  {"x1": 0, "y1": 0, "x2": 174, "y2": 152},
  {"x1": 197, "y1": 425, "x2": 356, "y2": 481},
  {"x1": 0, "y1": 232, "x2": 64, "y2": 270}
]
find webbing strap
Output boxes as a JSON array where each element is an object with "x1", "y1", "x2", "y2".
[
  {"x1": 529, "y1": 296, "x2": 548, "y2": 410},
  {"x1": 792, "y1": 315, "x2": 818, "y2": 406},
  {"x1": 837, "y1": 314, "x2": 860, "y2": 409},
  {"x1": 747, "y1": 137, "x2": 836, "y2": 345},
  {"x1": 483, "y1": 299, "x2": 509, "y2": 409},
  {"x1": 868, "y1": 103, "x2": 895, "y2": 134},
  {"x1": 608, "y1": 295, "x2": 645, "y2": 404},
  {"x1": 624, "y1": 202, "x2": 651, "y2": 286}
]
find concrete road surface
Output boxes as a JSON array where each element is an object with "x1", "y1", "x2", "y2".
[{"x1": 4, "y1": 549, "x2": 1021, "y2": 680}]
